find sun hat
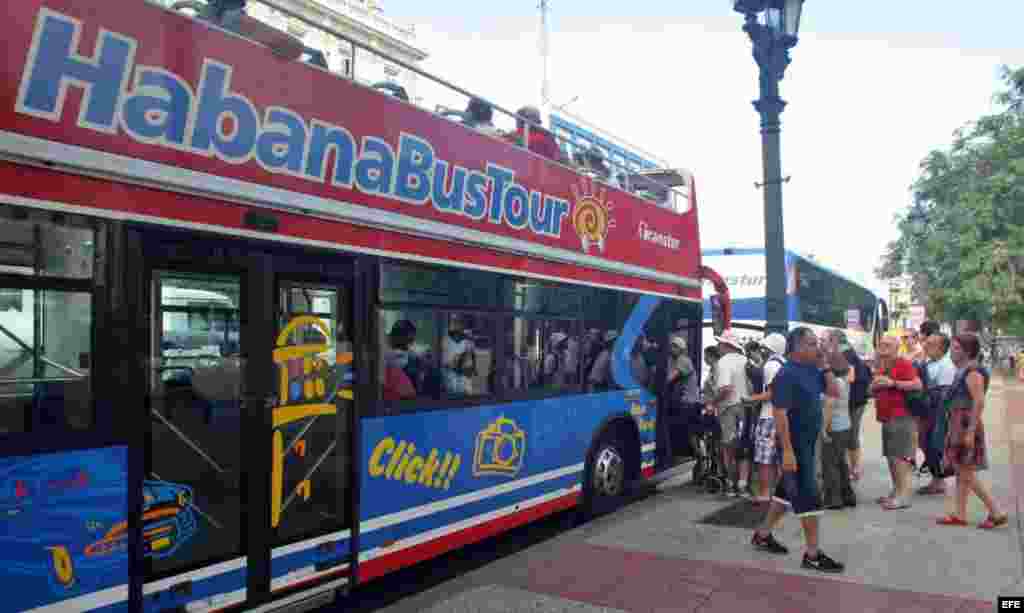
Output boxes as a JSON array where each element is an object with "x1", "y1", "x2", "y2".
[{"x1": 714, "y1": 328, "x2": 745, "y2": 353}]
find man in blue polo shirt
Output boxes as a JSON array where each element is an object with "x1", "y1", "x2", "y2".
[{"x1": 751, "y1": 327, "x2": 844, "y2": 573}]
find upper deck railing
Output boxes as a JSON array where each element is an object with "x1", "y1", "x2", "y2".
[{"x1": 164, "y1": 0, "x2": 693, "y2": 216}]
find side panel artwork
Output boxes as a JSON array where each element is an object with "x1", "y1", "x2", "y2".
[{"x1": 0, "y1": 446, "x2": 130, "y2": 612}]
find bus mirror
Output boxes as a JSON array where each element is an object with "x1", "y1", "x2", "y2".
[{"x1": 711, "y1": 295, "x2": 725, "y2": 337}]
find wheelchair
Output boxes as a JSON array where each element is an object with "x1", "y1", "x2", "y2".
[{"x1": 686, "y1": 407, "x2": 729, "y2": 494}]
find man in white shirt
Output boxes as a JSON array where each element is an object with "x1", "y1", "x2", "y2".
[{"x1": 712, "y1": 329, "x2": 753, "y2": 497}]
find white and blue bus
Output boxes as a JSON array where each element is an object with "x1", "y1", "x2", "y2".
[{"x1": 701, "y1": 248, "x2": 887, "y2": 359}]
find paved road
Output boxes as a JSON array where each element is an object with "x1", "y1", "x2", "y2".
[{"x1": 321, "y1": 375, "x2": 1024, "y2": 612}]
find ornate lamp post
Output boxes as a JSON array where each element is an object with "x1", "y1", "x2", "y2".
[{"x1": 733, "y1": 0, "x2": 804, "y2": 335}]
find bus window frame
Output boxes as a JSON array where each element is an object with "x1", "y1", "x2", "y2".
[{"x1": 0, "y1": 208, "x2": 104, "y2": 448}]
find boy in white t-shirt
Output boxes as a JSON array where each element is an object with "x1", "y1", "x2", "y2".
[{"x1": 750, "y1": 333, "x2": 787, "y2": 504}]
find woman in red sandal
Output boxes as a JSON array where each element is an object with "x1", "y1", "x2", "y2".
[{"x1": 936, "y1": 333, "x2": 1008, "y2": 529}]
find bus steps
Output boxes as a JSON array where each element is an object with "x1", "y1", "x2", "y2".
[{"x1": 641, "y1": 458, "x2": 695, "y2": 489}]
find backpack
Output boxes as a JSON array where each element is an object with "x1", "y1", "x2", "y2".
[
  {"x1": 905, "y1": 361, "x2": 931, "y2": 419},
  {"x1": 404, "y1": 353, "x2": 442, "y2": 398},
  {"x1": 746, "y1": 356, "x2": 783, "y2": 396},
  {"x1": 846, "y1": 350, "x2": 871, "y2": 408}
]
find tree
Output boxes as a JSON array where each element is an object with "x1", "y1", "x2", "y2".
[{"x1": 878, "y1": 65, "x2": 1024, "y2": 335}]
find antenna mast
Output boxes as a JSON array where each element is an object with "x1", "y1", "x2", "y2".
[{"x1": 539, "y1": 0, "x2": 550, "y2": 109}]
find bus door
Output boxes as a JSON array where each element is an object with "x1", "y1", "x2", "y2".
[
  {"x1": 137, "y1": 230, "x2": 357, "y2": 612},
  {"x1": 267, "y1": 265, "x2": 355, "y2": 599}
]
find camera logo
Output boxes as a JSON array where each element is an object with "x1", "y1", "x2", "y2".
[{"x1": 473, "y1": 416, "x2": 527, "y2": 478}]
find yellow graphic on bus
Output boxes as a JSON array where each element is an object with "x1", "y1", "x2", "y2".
[
  {"x1": 270, "y1": 315, "x2": 339, "y2": 528},
  {"x1": 368, "y1": 437, "x2": 462, "y2": 491},
  {"x1": 570, "y1": 181, "x2": 615, "y2": 255},
  {"x1": 48, "y1": 545, "x2": 75, "y2": 588},
  {"x1": 473, "y1": 417, "x2": 526, "y2": 478}
]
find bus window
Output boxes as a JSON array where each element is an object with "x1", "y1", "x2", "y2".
[
  {"x1": 0, "y1": 206, "x2": 96, "y2": 435},
  {"x1": 441, "y1": 312, "x2": 496, "y2": 397},
  {"x1": 148, "y1": 271, "x2": 243, "y2": 578},
  {"x1": 378, "y1": 309, "x2": 440, "y2": 409},
  {"x1": 516, "y1": 317, "x2": 576, "y2": 392},
  {"x1": 0, "y1": 288, "x2": 92, "y2": 433}
]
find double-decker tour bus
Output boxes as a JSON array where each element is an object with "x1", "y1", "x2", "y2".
[
  {"x1": 0, "y1": 1, "x2": 721, "y2": 611},
  {"x1": 701, "y1": 248, "x2": 887, "y2": 359}
]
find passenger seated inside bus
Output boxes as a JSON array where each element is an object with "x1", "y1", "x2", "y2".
[
  {"x1": 441, "y1": 314, "x2": 477, "y2": 395},
  {"x1": 382, "y1": 319, "x2": 440, "y2": 403}
]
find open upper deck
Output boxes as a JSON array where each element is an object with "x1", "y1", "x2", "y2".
[{"x1": 0, "y1": 0, "x2": 702, "y2": 295}]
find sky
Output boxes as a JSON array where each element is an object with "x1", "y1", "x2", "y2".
[{"x1": 375, "y1": 0, "x2": 1024, "y2": 297}]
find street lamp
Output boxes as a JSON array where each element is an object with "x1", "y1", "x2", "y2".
[{"x1": 733, "y1": 0, "x2": 804, "y2": 335}]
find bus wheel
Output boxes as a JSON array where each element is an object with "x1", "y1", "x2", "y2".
[{"x1": 581, "y1": 432, "x2": 628, "y2": 519}]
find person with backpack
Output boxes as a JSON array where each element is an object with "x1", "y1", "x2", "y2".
[
  {"x1": 936, "y1": 333, "x2": 1008, "y2": 528},
  {"x1": 748, "y1": 333, "x2": 787, "y2": 504},
  {"x1": 917, "y1": 333, "x2": 956, "y2": 495}
]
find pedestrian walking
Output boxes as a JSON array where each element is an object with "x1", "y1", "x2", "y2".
[
  {"x1": 751, "y1": 327, "x2": 844, "y2": 573},
  {"x1": 871, "y1": 334, "x2": 922, "y2": 510},
  {"x1": 820, "y1": 351, "x2": 857, "y2": 509},
  {"x1": 936, "y1": 333, "x2": 1008, "y2": 528}
]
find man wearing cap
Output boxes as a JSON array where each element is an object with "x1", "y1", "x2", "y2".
[
  {"x1": 507, "y1": 106, "x2": 562, "y2": 162},
  {"x1": 711, "y1": 329, "x2": 753, "y2": 497}
]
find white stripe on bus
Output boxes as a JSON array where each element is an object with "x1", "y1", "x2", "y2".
[
  {"x1": 24, "y1": 584, "x2": 129, "y2": 613},
  {"x1": 361, "y1": 462, "x2": 585, "y2": 534},
  {"x1": 0, "y1": 192, "x2": 699, "y2": 304},
  {"x1": 359, "y1": 484, "x2": 582, "y2": 563},
  {"x1": 143, "y1": 557, "x2": 247, "y2": 595},
  {"x1": 641, "y1": 442, "x2": 655, "y2": 453},
  {"x1": 0, "y1": 131, "x2": 702, "y2": 290},
  {"x1": 272, "y1": 529, "x2": 351, "y2": 559}
]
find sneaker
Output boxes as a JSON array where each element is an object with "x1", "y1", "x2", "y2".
[
  {"x1": 801, "y1": 551, "x2": 844, "y2": 573},
  {"x1": 752, "y1": 532, "x2": 789, "y2": 555}
]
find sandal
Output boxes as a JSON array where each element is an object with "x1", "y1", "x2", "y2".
[
  {"x1": 936, "y1": 514, "x2": 967, "y2": 526},
  {"x1": 881, "y1": 499, "x2": 911, "y2": 511},
  {"x1": 979, "y1": 513, "x2": 1009, "y2": 529}
]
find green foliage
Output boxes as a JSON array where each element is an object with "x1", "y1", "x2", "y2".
[{"x1": 878, "y1": 65, "x2": 1024, "y2": 335}]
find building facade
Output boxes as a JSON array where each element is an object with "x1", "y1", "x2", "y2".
[
  {"x1": 887, "y1": 275, "x2": 927, "y2": 331},
  {"x1": 159, "y1": 0, "x2": 428, "y2": 103}
]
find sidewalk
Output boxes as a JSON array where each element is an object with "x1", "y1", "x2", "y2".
[{"x1": 351, "y1": 375, "x2": 1024, "y2": 612}]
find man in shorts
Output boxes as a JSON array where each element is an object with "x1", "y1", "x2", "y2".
[
  {"x1": 751, "y1": 327, "x2": 844, "y2": 573},
  {"x1": 711, "y1": 329, "x2": 753, "y2": 498},
  {"x1": 750, "y1": 333, "x2": 787, "y2": 504}
]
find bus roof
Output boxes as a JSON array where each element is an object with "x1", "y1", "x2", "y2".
[{"x1": 701, "y1": 247, "x2": 878, "y2": 300}]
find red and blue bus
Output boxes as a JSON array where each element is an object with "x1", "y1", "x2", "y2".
[{"x1": 0, "y1": 2, "x2": 714, "y2": 611}]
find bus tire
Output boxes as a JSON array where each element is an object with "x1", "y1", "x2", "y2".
[{"x1": 580, "y1": 422, "x2": 638, "y2": 519}]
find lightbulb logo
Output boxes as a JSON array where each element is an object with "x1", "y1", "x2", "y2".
[
  {"x1": 570, "y1": 180, "x2": 615, "y2": 254},
  {"x1": 473, "y1": 416, "x2": 527, "y2": 478}
]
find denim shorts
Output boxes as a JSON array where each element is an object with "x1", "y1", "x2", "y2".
[{"x1": 772, "y1": 435, "x2": 823, "y2": 518}]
